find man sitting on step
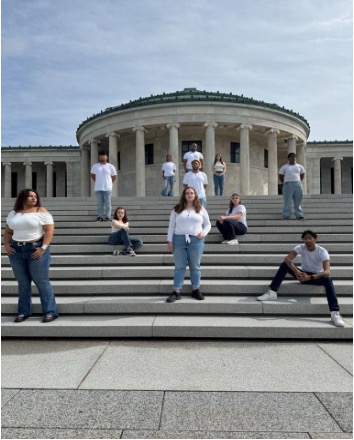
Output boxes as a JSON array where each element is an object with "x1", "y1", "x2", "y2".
[{"x1": 257, "y1": 230, "x2": 345, "y2": 328}]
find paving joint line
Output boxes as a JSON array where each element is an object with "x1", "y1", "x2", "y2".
[
  {"x1": 316, "y1": 343, "x2": 353, "y2": 377},
  {"x1": 76, "y1": 340, "x2": 112, "y2": 389},
  {"x1": 313, "y1": 391, "x2": 346, "y2": 433}
]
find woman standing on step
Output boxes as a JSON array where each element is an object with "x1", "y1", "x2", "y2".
[
  {"x1": 3, "y1": 189, "x2": 58, "y2": 323},
  {"x1": 216, "y1": 193, "x2": 247, "y2": 245},
  {"x1": 212, "y1": 153, "x2": 227, "y2": 196},
  {"x1": 108, "y1": 207, "x2": 143, "y2": 256},
  {"x1": 166, "y1": 186, "x2": 211, "y2": 303}
]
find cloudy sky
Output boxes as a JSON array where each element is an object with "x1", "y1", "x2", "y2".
[{"x1": 2, "y1": 0, "x2": 353, "y2": 146}]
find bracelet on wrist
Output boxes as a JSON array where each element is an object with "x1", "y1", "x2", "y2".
[{"x1": 41, "y1": 244, "x2": 49, "y2": 250}]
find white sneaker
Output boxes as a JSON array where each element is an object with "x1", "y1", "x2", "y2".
[
  {"x1": 226, "y1": 239, "x2": 239, "y2": 245},
  {"x1": 257, "y1": 290, "x2": 278, "y2": 301},
  {"x1": 331, "y1": 311, "x2": 345, "y2": 327},
  {"x1": 221, "y1": 240, "x2": 229, "y2": 244}
]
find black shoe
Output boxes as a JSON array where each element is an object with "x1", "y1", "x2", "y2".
[
  {"x1": 14, "y1": 315, "x2": 30, "y2": 323},
  {"x1": 297, "y1": 217, "x2": 305, "y2": 220},
  {"x1": 96, "y1": 217, "x2": 104, "y2": 222},
  {"x1": 104, "y1": 217, "x2": 111, "y2": 222},
  {"x1": 166, "y1": 292, "x2": 182, "y2": 303},
  {"x1": 42, "y1": 315, "x2": 58, "y2": 323},
  {"x1": 191, "y1": 289, "x2": 205, "y2": 300}
]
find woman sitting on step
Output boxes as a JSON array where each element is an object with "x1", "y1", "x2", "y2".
[
  {"x1": 215, "y1": 193, "x2": 248, "y2": 245},
  {"x1": 108, "y1": 207, "x2": 143, "y2": 256}
]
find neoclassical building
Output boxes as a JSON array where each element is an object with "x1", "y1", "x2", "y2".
[{"x1": 1, "y1": 88, "x2": 352, "y2": 197}]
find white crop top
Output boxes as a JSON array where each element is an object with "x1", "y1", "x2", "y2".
[{"x1": 6, "y1": 210, "x2": 54, "y2": 241}]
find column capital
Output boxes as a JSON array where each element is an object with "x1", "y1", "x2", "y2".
[
  {"x1": 44, "y1": 161, "x2": 54, "y2": 166},
  {"x1": 106, "y1": 132, "x2": 120, "y2": 138},
  {"x1": 287, "y1": 134, "x2": 298, "y2": 141},
  {"x1": 332, "y1": 157, "x2": 343, "y2": 162},
  {"x1": 166, "y1": 123, "x2": 180, "y2": 129},
  {"x1": 2, "y1": 162, "x2": 12, "y2": 166},
  {"x1": 23, "y1": 161, "x2": 32, "y2": 166},
  {"x1": 133, "y1": 126, "x2": 147, "y2": 133},
  {"x1": 204, "y1": 122, "x2": 218, "y2": 129},
  {"x1": 237, "y1": 124, "x2": 253, "y2": 131},
  {"x1": 265, "y1": 128, "x2": 280, "y2": 136},
  {"x1": 89, "y1": 138, "x2": 100, "y2": 145}
]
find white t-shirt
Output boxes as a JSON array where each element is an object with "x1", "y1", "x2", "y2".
[
  {"x1": 111, "y1": 222, "x2": 129, "y2": 233},
  {"x1": 293, "y1": 244, "x2": 330, "y2": 273},
  {"x1": 183, "y1": 172, "x2": 208, "y2": 199},
  {"x1": 162, "y1": 162, "x2": 176, "y2": 177},
  {"x1": 279, "y1": 163, "x2": 305, "y2": 182},
  {"x1": 167, "y1": 207, "x2": 211, "y2": 242},
  {"x1": 226, "y1": 205, "x2": 247, "y2": 228},
  {"x1": 214, "y1": 161, "x2": 225, "y2": 173},
  {"x1": 91, "y1": 163, "x2": 117, "y2": 191},
  {"x1": 183, "y1": 151, "x2": 204, "y2": 170},
  {"x1": 6, "y1": 210, "x2": 54, "y2": 241}
]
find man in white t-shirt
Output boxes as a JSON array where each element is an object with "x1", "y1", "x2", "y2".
[
  {"x1": 90, "y1": 151, "x2": 117, "y2": 221},
  {"x1": 183, "y1": 143, "x2": 204, "y2": 173},
  {"x1": 257, "y1": 230, "x2": 345, "y2": 327},
  {"x1": 279, "y1": 152, "x2": 305, "y2": 220},
  {"x1": 161, "y1": 153, "x2": 177, "y2": 196},
  {"x1": 183, "y1": 159, "x2": 208, "y2": 206}
]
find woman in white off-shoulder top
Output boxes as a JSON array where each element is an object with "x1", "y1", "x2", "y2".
[{"x1": 3, "y1": 189, "x2": 58, "y2": 323}]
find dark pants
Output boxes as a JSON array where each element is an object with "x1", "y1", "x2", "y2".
[
  {"x1": 216, "y1": 220, "x2": 247, "y2": 240},
  {"x1": 108, "y1": 229, "x2": 143, "y2": 251},
  {"x1": 270, "y1": 262, "x2": 339, "y2": 311}
]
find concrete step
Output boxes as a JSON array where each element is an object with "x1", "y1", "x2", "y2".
[
  {"x1": 2, "y1": 265, "x2": 352, "y2": 280},
  {"x1": 1, "y1": 279, "x2": 352, "y2": 296},
  {"x1": 2, "y1": 295, "x2": 353, "y2": 315},
  {"x1": 1, "y1": 315, "x2": 352, "y2": 339}
]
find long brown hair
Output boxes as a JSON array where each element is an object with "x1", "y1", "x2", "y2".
[
  {"x1": 228, "y1": 193, "x2": 241, "y2": 214},
  {"x1": 13, "y1": 189, "x2": 42, "y2": 213},
  {"x1": 213, "y1": 153, "x2": 225, "y2": 165},
  {"x1": 174, "y1": 187, "x2": 202, "y2": 214},
  {"x1": 113, "y1": 207, "x2": 128, "y2": 223}
]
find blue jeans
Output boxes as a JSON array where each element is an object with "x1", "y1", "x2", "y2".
[
  {"x1": 216, "y1": 220, "x2": 247, "y2": 240},
  {"x1": 199, "y1": 197, "x2": 207, "y2": 207},
  {"x1": 8, "y1": 241, "x2": 58, "y2": 317},
  {"x1": 282, "y1": 181, "x2": 303, "y2": 218},
  {"x1": 173, "y1": 234, "x2": 205, "y2": 290},
  {"x1": 108, "y1": 229, "x2": 143, "y2": 251},
  {"x1": 95, "y1": 190, "x2": 112, "y2": 218},
  {"x1": 213, "y1": 174, "x2": 225, "y2": 196},
  {"x1": 161, "y1": 176, "x2": 174, "y2": 196},
  {"x1": 270, "y1": 262, "x2": 339, "y2": 311}
]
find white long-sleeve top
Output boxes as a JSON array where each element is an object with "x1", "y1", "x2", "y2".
[{"x1": 167, "y1": 207, "x2": 211, "y2": 242}]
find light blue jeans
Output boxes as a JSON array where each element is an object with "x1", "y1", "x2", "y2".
[
  {"x1": 172, "y1": 234, "x2": 205, "y2": 290},
  {"x1": 213, "y1": 173, "x2": 225, "y2": 196},
  {"x1": 199, "y1": 197, "x2": 207, "y2": 207},
  {"x1": 161, "y1": 176, "x2": 174, "y2": 196},
  {"x1": 282, "y1": 181, "x2": 303, "y2": 219},
  {"x1": 95, "y1": 190, "x2": 112, "y2": 218},
  {"x1": 8, "y1": 240, "x2": 58, "y2": 317}
]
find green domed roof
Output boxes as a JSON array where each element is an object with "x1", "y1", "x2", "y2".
[{"x1": 77, "y1": 88, "x2": 310, "y2": 133}]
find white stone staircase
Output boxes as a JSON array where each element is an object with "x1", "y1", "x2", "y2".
[{"x1": 1, "y1": 195, "x2": 353, "y2": 339}]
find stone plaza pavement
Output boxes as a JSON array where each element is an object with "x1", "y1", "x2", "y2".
[{"x1": 1, "y1": 339, "x2": 353, "y2": 439}]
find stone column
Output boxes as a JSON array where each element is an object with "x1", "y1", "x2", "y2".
[
  {"x1": 3, "y1": 162, "x2": 12, "y2": 197},
  {"x1": 297, "y1": 141, "x2": 306, "y2": 193},
  {"x1": 287, "y1": 135, "x2": 298, "y2": 155},
  {"x1": 107, "y1": 132, "x2": 119, "y2": 197},
  {"x1": 311, "y1": 158, "x2": 321, "y2": 194},
  {"x1": 23, "y1": 162, "x2": 33, "y2": 188},
  {"x1": 265, "y1": 128, "x2": 279, "y2": 195},
  {"x1": 166, "y1": 123, "x2": 180, "y2": 196},
  {"x1": 237, "y1": 124, "x2": 253, "y2": 195},
  {"x1": 89, "y1": 139, "x2": 99, "y2": 196},
  {"x1": 133, "y1": 126, "x2": 146, "y2": 197},
  {"x1": 332, "y1": 157, "x2": 343, "y2": 194},
  {"x1": 204, "y1": 122, "x2": 218, "y2": 196},
  {"x1": 44, "y1": 161, "x2": 54, "y2": 197},
  {"x1": 81, "y1": 144, "x2": 90, "y2": 197}
]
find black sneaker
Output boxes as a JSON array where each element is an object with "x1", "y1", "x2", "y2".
[
  {"x1": 166, "y1": 292, "x2": 182, "y2": 303},
  {"x1": 96, "y1": 217, "x2": 104, "y2": 222},
  {"x1": 104, "y1": 217, "x2": 111, "y2": 222},
  {"x1": 191, "y1": 289, "x2": 205, "y2": 300}
]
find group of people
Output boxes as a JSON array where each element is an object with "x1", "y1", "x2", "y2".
[{"x1": 4, "y1": 148, "x2": 344, "y2": 328}]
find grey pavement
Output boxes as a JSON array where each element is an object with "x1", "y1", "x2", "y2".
[{"x1": 2, "y1": 339, "x2": 353, "y2": 439}]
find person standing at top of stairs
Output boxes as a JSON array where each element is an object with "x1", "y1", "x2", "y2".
[{"x1": 279, "y1": 152, "x2": 305, "y2": 220}]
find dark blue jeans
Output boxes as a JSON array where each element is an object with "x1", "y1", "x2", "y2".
[
  {"x1": 270, "y1": 262, "x2": 339, "y2": 311},
  {"x1": 216, "y1": 220, "x2": 247, "y2": 240},
  {"x1": 108, "y1": 229, "x2": 143, "y2": 251},
  {"x1": 213, "y1": 174, "x2": 225, "y2": 196},
  {"x1": 8, "y1": 240, "x2": 58, "y2": 317}
]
